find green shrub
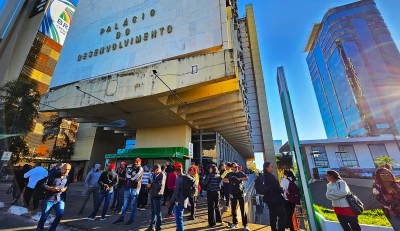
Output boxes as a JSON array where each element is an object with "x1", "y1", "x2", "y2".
[{"x1": 314, "y1": 204, "x2": 391, "y2": 227}]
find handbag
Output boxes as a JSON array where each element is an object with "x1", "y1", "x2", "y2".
[
  {"x1": 338, "y1": 181, "x2": 364, "y2": 215},
  {"x1": 6, "y1": 186, "x2": 13, "y2": 194}
]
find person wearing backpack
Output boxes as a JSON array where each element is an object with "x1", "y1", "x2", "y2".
[
  {"x1": 262, "y1": 162, "x2": 286, "y2": 231},
  {"x1": 36, "y1": 163, "x2": 71, "y2": 231},
  {"x1": 204, "y1": 165, "x2": 224, "y2": 227},
  {"x1": 223, "y1": 162, "x2": 249, "y2": 230},
  {"x1": 281, "y1": 170, "x2": 299, "y2": 231},
  {"x1": 326, "y1": 170, "x2": 361, "y2": 231},
  {"x1": 23, "y1": 162, "x2": 48, "y2": 209},
  {"x1": 165, "y1": 162, "x2": 189, "y2": 231}
]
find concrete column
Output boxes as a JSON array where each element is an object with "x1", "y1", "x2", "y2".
[
  {"x1": 135, "y1": 125, "x2": 191, "y2": 148},
  {"x1": 199, "y1": 130, "x2": 203, "y2": 165}
]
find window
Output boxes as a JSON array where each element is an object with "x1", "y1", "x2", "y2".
[
  {"x1": 336, "y1": 145, "x2": 359, "y2": 167},
  {"x1": 311, "y1": 146, "x2": 329, "y2": 168},
  {"x1": 368, "y1": 144, "x2": 388, "y2": 160}
]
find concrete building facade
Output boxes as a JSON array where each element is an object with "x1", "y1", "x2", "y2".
[
  {"x1": 305, "y1": 0, "x2": 400, "y2": 139},
  {"x1": 39, "y1": 0, "x2": 275, "y2": 173}
]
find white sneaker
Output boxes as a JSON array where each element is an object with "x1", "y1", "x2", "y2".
[
  {"x1": 243, "y1": 225, "x2": 250, "y2": 231},
  {"x1": 229, "y1": 223, "x2": 238, "y2": 228},
  {"x1": 100, "y1": 217, "x2": 106, "y2": 221}
]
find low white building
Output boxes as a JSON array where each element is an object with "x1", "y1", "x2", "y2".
[{"x1": 280, "y1": 136, "x2": 400, "y2": 179}]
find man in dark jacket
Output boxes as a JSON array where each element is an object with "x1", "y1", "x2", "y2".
[
  {"x1": 145, "y1": 164, "x2": 166, "y2": 231},
  {"x1": 113, "y1": 158, "x2": 144, "y2": 226},
  {"x1": 86, "y1": 163, "x2": 118, "y2": 221},
  {"x1": 36, "y1": 163, "x2": 71, "y2": 231},
  {"x1": 262, "y1": 162, "x2": 286, "y2": 231}
]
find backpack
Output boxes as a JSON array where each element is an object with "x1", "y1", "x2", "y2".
[
  {"x1": 229, "y1": 174, "x2": 244, "y2": 195},
  {"x1": 33, "y1": 177, "x2": 55, "y2": 200},
  {"x1": 181, "y1": 174, "x2": 197, "y2": 198},
  {"x1": 255, "y1": 174, "x2": 270, "y2": 195},
  {"x1": 287, "y1": 179, "x2": 301, "y2": 205}
]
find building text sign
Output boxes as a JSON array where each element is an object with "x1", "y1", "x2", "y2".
[
  {"x1": 50, "y1": 0, "x2": 223, "y2": 88},
  {"x1": 1, "y1": 151, "x2": 12, "y2": 161}
]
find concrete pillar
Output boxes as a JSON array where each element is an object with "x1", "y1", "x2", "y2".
[
  {"x1": 73, "y1": 124, "x2": 125, "y2": 176},
  {"x1": 135, "y1": 125, "x2": 191, "y2": 149}
]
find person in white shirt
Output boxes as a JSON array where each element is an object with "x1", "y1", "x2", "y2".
[{"x1": 23, "y1": 162, "x2": 48, "y2": 209}]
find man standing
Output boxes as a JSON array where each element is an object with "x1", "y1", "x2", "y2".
[
  {"x1": 23, "y1": 162, "x2": 48, "y2": 209},
  {"x1": 224, "y1": 162, "x2": 249, "y2": 230},
  {"x1": 165, "y1": 161, "x2": 173, "y2": 174},
  {"x1": 113, "y1": 158, "x2": 144, "y2": 226},
  {"x1": 78, "y1": 163, "x2": 102, "y2": 215},
  {"x1": 145, "y1": 164, "x2": 166, "y2": 231},
  {"x1": 262, "y1": 162, "x2": 286, "y2": 231},
  {"x1": 87, "y1": 163, "x2": 118, "y2": 221},
  {"x1": 111, "y1": 161, "x2": 127, "y2": 213},
  {"x1": 49, "y1": 163, "x2": 62, "y2": 175},
  {"x1": 221, "y1": 162, "x2": 232, "y2": 210},
  {"x1": 36, "y1": 163, "x2": 71, "y2": 231},
  {"x1": 166, "y1": 162, "x2": 188, "y2": 231}
]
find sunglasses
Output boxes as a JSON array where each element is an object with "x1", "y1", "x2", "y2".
[{"x1": 380, "y1": 173, "x2": 391, "y2": 177}]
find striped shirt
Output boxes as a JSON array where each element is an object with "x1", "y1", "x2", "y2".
[
  {"x1": 141, "y1": 172, "x2": 153, "y2": 185},
  {"x1": 205, "y1": 173, "x2": 222, "y2": 191}
]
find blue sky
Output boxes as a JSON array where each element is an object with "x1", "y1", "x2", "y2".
[{"x1": 237, "y1": 0, "x2": 400, "y2": 145}]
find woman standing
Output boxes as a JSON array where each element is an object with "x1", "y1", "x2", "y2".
[
  {"x1": 373, "y1": 167, "x2": 400, "y2": 230},
  {"x1": 281, "y1": 170, "x2": 296, "y2": 231},
  {"x1": 204, "y1": 165, "x2": 223, "y2": 227},
  {"x1": 325, "y1": 170, "x2": 360, "y2": 231},
  {"x1": 187, "y1": 166, "x2": 199, "y2": 220}
]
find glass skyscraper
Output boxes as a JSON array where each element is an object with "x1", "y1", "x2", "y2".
[{"x1": 305, "y1": 0, "x2": 400, "y2": 139}]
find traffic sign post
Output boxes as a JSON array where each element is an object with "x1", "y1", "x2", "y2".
[{"x1": 0, "y1": 151, "x2": 12, "y2": 178}]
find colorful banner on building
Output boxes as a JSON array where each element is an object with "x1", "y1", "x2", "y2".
[{"x1": 39, "y1": 0, "x2": 75, "y2": 45}]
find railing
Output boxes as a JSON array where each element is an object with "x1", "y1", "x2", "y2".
[{"x1": 243, "y1": 174, "x2": 256, "y2": 224}]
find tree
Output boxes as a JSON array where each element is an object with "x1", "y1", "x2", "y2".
[
  {"x1": 276, "y1": 152, "x2": 294, "y2": 170},
  {"x1": 374, "y1": 155, "x2": 399, "y2": 170},
  {"x1": 0, "y1": 79, "x2": 40, "y2": 165},
  {"x1": 42, "y1": 113, "x2": 78, "y2": 160}
]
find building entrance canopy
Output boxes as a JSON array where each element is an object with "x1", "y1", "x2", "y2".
[{"x1": 105, "y1": 147, "x2": 189, "y2": 160}]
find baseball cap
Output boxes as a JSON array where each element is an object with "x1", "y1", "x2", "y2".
[
  {"x1": 120, "y1": 161, "x2": 127, "y2": 165},
  {"x1": 174, "y1": 162, "x2": 182, "y2": 169},
  {"x1": 108, "y1": 163, "x2": 116, "y2": 170}
]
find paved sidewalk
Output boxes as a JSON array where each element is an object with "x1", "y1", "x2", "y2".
[{"x1": 0, "y1": 181, "x2": 269, "y2": 231}]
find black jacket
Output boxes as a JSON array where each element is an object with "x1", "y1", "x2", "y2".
[
  {"x1": 98, "y1": 170, "x2": 118, "y2": 190},
  {"x1": 149, "y1": 172, "x2": 166, "y2": 198},
  {"x1": 262, "y1": 171, "x2": 285, "y2": 204}
]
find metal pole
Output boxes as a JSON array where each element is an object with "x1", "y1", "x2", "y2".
[{"x1": 199, "y1": 130, "x2": 202, "y2": 165}]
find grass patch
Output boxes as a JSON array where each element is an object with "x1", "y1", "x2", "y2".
[{"x1": 314, "y1": 204, "x2": 391, "y2": 227}]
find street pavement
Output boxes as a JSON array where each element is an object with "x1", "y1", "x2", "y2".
[{"x1": 0, "y1": 181, "x2": 269, "y2": 231}]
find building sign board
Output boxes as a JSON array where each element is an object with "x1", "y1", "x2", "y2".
[
  {"x1": 39, "y1": 0, "x2": 76, "y2": 45},
  {"x1": 189, "y1": 142, "x2": 193, "y2": 158},
  {"x1": 1, "y1": 151, "x2": 12, "y2": 161},
  {"x1": 50, "y1": 0, "x2": 223, "y2": 88}
]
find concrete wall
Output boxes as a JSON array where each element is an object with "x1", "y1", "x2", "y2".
[
  {"x1": 135, "y1": 125, "x2": 191, "y2": 148},
  {"x1": 304, "y1": 140, "x2": 400, "y2": 177},
  {"x1": 0, "y1": 0, "x2": 44, "y2": 85}
]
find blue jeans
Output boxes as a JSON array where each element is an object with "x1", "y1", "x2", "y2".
[
  {"x1": 388, "y1": 215, "x2": 400, "y2": 230},
  {"x1": 89, "y1": 189, "x2": 112, "y2": 219},
  {"x1": 149, "y1": 197, "x2": 162, "y2": 231},
  {"x1": 174, "y1": 205, "x2": 184, "y2": 231},
  {"x1": 116, "y1": 187, "x2": 125, "y2": 210},
  {"x1": 36, "y1": 199, "x2": 65, "y2": 231},
  {"x1": 120, "y1": 187, "x2": 140, "y2": 221}
]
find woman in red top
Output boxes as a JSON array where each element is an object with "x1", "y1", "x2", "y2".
[
  {"x1": 325, "y1": 170, "x2": 360, "y2": 231},
  {"x1": 373, "y1": 167, "x2": 400, "y2": 230}
]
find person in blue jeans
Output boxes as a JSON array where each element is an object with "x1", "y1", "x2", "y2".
[
  {"x1": 86, "y1": 163, "x2": 118, "y2": 221},
  {"x1": 145, "y1": 164, "x2": 166, "y2": 231},
  {"x1": 113, "y1": 158, "x2": 144, "y2": 226},
  {"x1": 36, "y1": 164, "x2": 71, "y2": 231},
  {"x1": 166, "y1": 162, "x2": 188, "y2": 231},
  {"x1": 111, "y1": 161, "x2": 127, "y2": 213}
]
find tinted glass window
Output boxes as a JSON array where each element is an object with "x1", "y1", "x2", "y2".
[
  {"x1": 313, "y1": 78, "x2": 337, "y2": 138},
  {"x1": 337, "y1": 145, "x2": 359, "y2": 167},
  {"x1": 368, "y1": 144, "x2": 388, "y2": 161},
  {"x1": 314, "y1": 44, "x2": 347, "y2": 137},
  {"x1": 327, "y1": 48, "x2": 362, "y2": 134},
  {"x1": 311, "y1": 146, "x2": 330, "y2": 168}
]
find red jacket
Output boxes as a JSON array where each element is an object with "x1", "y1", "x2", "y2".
[{"x1": 167, "y1": 171, "x2": 177, "y2": 190}]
